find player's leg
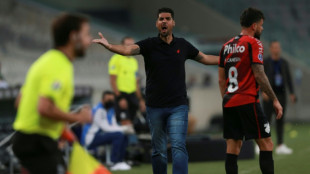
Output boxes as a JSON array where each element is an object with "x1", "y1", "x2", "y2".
[
  {"x1": 241, "y1": 103, "x2": 274, "y2": 174},
  {"x1": 223, "y1": 106, "x2": 243, "y2": 174},
  {"x1": 167, "y1": 105, "x2": 189, "y2": 174},
  {"x1": 146, "y1": 106, "x2": 168, "y2": 174},
  {"x1": 226, "y1": 139, "x2": 243, "y2": 174},
  {"x1": 255, "y1": 137, "x2": 274, "y2": 174}
]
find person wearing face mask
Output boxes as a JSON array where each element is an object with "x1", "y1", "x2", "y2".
[{"x1": 81, "y1": 91, "x2": 134, "y2": 171}]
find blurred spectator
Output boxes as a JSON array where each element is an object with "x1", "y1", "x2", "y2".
[
  {"x1": 0, "y1": 62, "x2": 8, "y2": 88},
  {"x1": 187, "y1": 97, "x2": 196, "y2": 135},
  {"x1": 202, "y1": 73, "x2": 212, "y2": 88},
  {"x1": 262, "y1": 41, "x2": 296, "y2": 155},
  {"x1": 81, "y1": 91, "x2": 134, "y2": 171},
  {"x1": 186, "y1": 75, "x2": 197, "y2": 89},
  {"x1": 108, "y1": 37, "x2": 145, "y2": 124}
]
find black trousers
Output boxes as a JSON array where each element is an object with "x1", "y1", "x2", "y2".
[
  {"x1": 263, "y1": 94, "x2": 286, "y2": 145},
  {"x1": 12, "y1": 131, "x2": 66, "y2": 174},
  {"x1": 116, "y1": 92, "x2": 139, "y2": 121}
]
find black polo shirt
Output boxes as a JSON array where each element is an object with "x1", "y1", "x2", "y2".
[{"x1": 136, "y1": 35, "x2": 199, "y2": 107}]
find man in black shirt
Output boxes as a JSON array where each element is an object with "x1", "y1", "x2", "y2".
[
  {"x1": 262, "y1": 41, "x2": 296, "y2": 155},
  {"x1": 93, "y1": 7, "x2": 218, "y2": 174}
]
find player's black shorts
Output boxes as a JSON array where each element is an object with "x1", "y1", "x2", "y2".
[
  {"x1": 12, "y1": 131, "x2": 66, "y2": 174},
  {"x1": 223, "y1": 102, "x2": 271, "y2": 140}
]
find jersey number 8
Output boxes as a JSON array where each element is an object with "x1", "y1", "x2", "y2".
[{"x1": 228, "y1": 66, "x2": 239, "y2": 93}]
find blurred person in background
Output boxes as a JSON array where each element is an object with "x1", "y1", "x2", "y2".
[
  {"x1": 262, "y1": 41, "x2": 296, "y2": 155},
  {"x1": 0, "y1": 62, "x2": 9, "y2": 89},
  {"x1": 108, "y1": 36, "x2": 146, "y2": 125},
  {"x1": 81, "y1": 91, "x2": 134, "y2": 171},
  {"x1": 11, "y1": 14, "x2": 92, "y2": 174},
  {"x1": 93, "y1": 7, "x2": 218, "y2": 174}
]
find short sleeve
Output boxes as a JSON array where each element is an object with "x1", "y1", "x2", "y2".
[
  {"x1": 39, "y1": 74, "x2": 65, "y2": 101},
  {"x1": 108, "y1": 55, "x2": 119, "y2": 75},
  {"x1": 136, "y1": 38, "x2": 151, "y2": 56},
  {"x1": 219, "y1": 46, "x2": 225, "y2": 68},
  {"x1": 184, "y1": 39, "x2": 199, "y2": 59},
  {"x1": 249, "y1": 39, "x2": 264, "y2": 64}
]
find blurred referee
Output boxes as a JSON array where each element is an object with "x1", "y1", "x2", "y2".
[
  {"x1": 93, "y1": 7, "x2": 218, "y2": 174},
  {"x1": 12, "y1": 14, "x2": 92, "y2": 174}
]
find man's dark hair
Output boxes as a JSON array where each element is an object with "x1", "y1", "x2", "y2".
[
  {"x1": 269, "y1": 40, "x2": 279, "y2": 47},
  {"x1": 52, "y1": 13, "x2": 88, "y2": 47},
  {"x1": 157, "y1": 7, "x2": 174, "y2": 19},
  {"x1": 240, "y1": 7, "x2": 264, "y2": 28},
  {"x1": 121, "y1": 36, "x2": 133, "y2": 44},
  {"x1": 102, "y1": 91, "x2": 114, "y2": 99}
]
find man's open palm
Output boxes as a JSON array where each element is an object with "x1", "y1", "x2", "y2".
[{"x1": 92, "y1": 32, "x2": 110, "y2": 48}]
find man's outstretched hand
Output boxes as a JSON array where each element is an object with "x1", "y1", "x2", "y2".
[{"x1": 92, "y1": 32, "x2": 111, "y2": 49}]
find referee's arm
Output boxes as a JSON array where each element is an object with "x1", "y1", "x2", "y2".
[
  {"x1": 194, "y1": 51, "x2": 219, "y2": 65},
  {"x1": 93, "y1": 32, "x2": 140, "y2": 56},
  {"x1": 38, "y1": 97, "x2": 92, "y2": 124}
]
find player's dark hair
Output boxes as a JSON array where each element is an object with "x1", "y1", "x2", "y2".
[
  {"x1": 121, "y1": 36, "x2": 133, "y2": 44},
  {"x1": 240, "y1": 8, "x2": 264, "y2": 28},
  {"x1": 102, "y1": 91, "x2": 114, "y2": 99},
  {"x1": 52, "y1": 13, "x2": 88, "y2": 48},
  {"x1": 157, "y1": 7, "x2": 174, "y2": 19}
]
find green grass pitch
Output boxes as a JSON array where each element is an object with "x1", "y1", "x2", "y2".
[{"x1": 113, "y1": 123, "x2": 310, "y2": 174}]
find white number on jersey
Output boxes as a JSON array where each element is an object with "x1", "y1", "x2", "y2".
[{"x1": 228, "y1": 66, "x2": 239, "y2": 93}]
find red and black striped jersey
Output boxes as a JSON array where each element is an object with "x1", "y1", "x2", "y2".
[{"x1": 219, "y1": 35, "x2": 264, "y2": 108}]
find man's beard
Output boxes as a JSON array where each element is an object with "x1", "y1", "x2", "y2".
[
  {"x1": 160, "y1": 30, "x2": 170, "y2": 37},
  {"x1": 254, "y1": 31, "x2": 261, "y2": 40},
  {"x1": 74, "y1": 42, "x2": 85, "y2": 58}
]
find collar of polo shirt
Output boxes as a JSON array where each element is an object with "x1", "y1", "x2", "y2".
[{"x1": 156, "y1": 34, "x2": 176, "y2": 45}]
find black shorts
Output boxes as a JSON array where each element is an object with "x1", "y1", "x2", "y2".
[
  {"x1": 12, "y1": 131, "x2": 66, "y2": 174},
  {"x1": 116, "y1": 92, "x2": 139, "y2": 121},
  {"x1": 223, "y1": 102, "x2": 271, "y2": 140}
]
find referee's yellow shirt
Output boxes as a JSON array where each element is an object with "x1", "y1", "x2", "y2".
[
  {"x1": 13, "y1": 49, "x2": 74, "y2": 140},
  {"x1": 108, "y1": 54, "x2": 138, "y2": 94}
]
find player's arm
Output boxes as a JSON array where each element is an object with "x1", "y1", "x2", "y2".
[
  {"x1": 93, "y1": 32, "x2": 140, "y2": 56},
  {"x1": 194, "y1": 51, "x2": 219, "y2": 65},
  {"x1": 251, "y1": 64, "x2": 283, "y2": 119},
  {"x1": 38, "y1": 97, "x2": 92, "y2": 123},
  {"x1": 218, "y1": 67, "x2": 226, "y2": 98},
  {"x1": 109, "y1": 75, "x2": 120, "y2": 96}
]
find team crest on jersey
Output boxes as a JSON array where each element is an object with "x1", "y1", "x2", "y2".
[
  {"x1": 258, "y1": 54, "x2": 263, "y2": 62},
  {"x1": 52, "y1": 81, "x2": 61, "y2": 90},
  {"x1": 264, "y1": 123, "x2": 270, "y2": 134}
]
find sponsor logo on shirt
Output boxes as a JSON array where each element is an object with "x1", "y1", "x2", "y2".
[{"x1": 224, "y1": 44, "x2": 245, "y2": 54}]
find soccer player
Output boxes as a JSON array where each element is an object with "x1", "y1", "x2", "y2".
[
  {"x1": 218, "y1": 8, "x2": 283, "y2": 174},
  {"x1": 93, "y1": 7, "x2": 218, "y2": 174},
  {"x1": 12, "y1": 14, "x2": 92, "y2": 174},
  {"x1": 108, "y1": 36, "x2": 145, "y2": 123}
]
